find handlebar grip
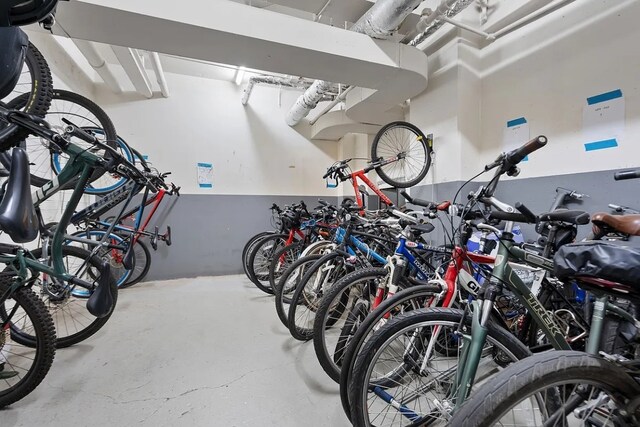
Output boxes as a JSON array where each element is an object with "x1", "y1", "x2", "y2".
[
  {"x1": 614, "y1": 169, "x2": 640, "y2": 181},
  {"x1": 515, "y1": 202, "x2": 537, "y2": 223},
  {"x1": 400, "y1": 190, "x2": 413, "y2": 203},
  {"x1": 489, "y1": 211, "x2": 533, "y2": 223},
  {"x1": 505, "y1": 135, "x2": 548, "y2": 166},
  {"x1": 322, "y1": 169, "x2": 332, "y2": 179}
]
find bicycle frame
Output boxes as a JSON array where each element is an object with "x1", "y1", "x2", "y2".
[
  {"x1": 348, "y1": 169, "x2": 394, "y2": 209},
  {"x1": 1, "y1": 142, "x2": 106, "y2": 299},
  {"x1": 452, "y1": 231, "x2": 636, "y2": 410}
]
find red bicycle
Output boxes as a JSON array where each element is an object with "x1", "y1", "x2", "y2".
[{"x1": 324, "y1": 121, "x2": 433, "y2": 209}]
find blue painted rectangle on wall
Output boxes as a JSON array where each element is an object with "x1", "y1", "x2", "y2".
[
  {"x1": 584, "y1": 138, "x2": 618, "y2": 151},
  {"x1": 587, "y1": 89, "x2": 623, "y2": 105},
  {"x1": 507, "y1": 117, "x2": 527, "y2": 127}
]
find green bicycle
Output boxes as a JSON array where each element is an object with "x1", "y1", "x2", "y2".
[
  {"x1": 0, "y1": 105, "x2": 149, "y2": 407},
  {"x1": 348, "y1": 136, "x2": 640, "y2": 426}
]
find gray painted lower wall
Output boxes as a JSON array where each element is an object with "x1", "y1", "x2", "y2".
[
  {"x1": 142, "y1": 168, "x2": 638, "y2": 281},
  {"x1": 410, "y1": 168, "x2": 640, "y2": 244},
  {"x1": 141, "y1": 195, "x2": 338, "y2": 281}
]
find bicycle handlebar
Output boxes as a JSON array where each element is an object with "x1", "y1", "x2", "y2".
[{"x1": 614, "y1": 169, "x2": 640, "y2": 181}]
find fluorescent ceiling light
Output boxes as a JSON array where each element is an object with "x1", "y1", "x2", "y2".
[{"x1": 235, "y1": 66, "x2": 246, "y2": 85}]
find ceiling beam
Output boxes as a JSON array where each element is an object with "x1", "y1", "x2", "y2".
[{"x1": 111, "y1": 46, "x2": 153, "y2": 98}]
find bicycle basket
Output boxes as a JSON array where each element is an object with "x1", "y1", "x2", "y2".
[{"x1": 0, "y1": 27, "x2": 27, "y2": 99}]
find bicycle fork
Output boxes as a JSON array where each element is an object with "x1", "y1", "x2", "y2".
[{"x1": 453, "y1": 292, "x2": 494, "y2": 410}]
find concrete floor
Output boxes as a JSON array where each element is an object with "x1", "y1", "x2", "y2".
[{"x1": 2, "y1": 275, "x2": 351, "y2": 427}]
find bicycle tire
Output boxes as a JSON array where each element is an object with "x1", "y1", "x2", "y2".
[
  {"x1": 449, "y1": 350, "x2": 640, "y2": 427},
  {"x1": 0, "y1": 275, "x2": 56, "y2": 408},
  {"x1": 313, "y1": 267, "x2": 387, "y2": 382},
  {"x1": 247, "y1": 233, "x2": 288, "y2": 294},
  {"x1": 273, "y1": 254, "x2": 323, "y2": 328},
  {"x1": 10, "y1": 246, "x2": 118, "y2": 348},
  {"x1": 120, "y1": 239, "x2": 151, "y2": 288},
  {"x1": 349, "y1": 308, "x2": 531, "y2": 427},
  {"x1": 0, "y1": 41, "x2": 52, "y2": 150},
  {"x1": 288, "y1": 251, "x2": 352, "y2": 341},
  {"x1": 315, "y1": 267, "x2": 440, "y2": 384},
  {"x1": 243, "y1": 231, "x2": 275, "y2": 278},
  {"x1": 67, "y1": 229, "x2": 132, "y2": 288},
  {"x1": 2, "y1": 89, "x2": 117, "y2": 188},
  {"x1": 268, "y1": 241, "x2": 304, "y2": 291},
  {"x1": 371, "y1": 121, "x2": 431, "y2": 188},
  {"x1": 339, "y1": 284, "x2": 444, "y2": 421}
]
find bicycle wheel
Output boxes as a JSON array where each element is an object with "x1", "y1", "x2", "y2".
[
  {"x1": 268, "y1": 241, "x2": 304, "y2": 291},
  {"x1": 313, "y1": 267, "x2": 386, "y2": 382},
  {"x1": 57, "y1": 131, "x2": 132, "y2": 194},
  {"x1": 450, "y1": 350, "x2": 640, "y2": 427},
  {"x1": 8, "y1": 246, "x2": 118, "y2": 348},
  {"x1": 120, "y1": 238, "x2": 151, "y2": 288},
  {"x1": 0, "y1": 41, "x2": 52, "y2": 150},
  {"x1": 349, "y1": 308, "x2": 530, "y2": 427},
  {"x1": 0, "y1": 275, "x2": 56, "y2": 408},
  {"x1": 2, "y1": 89, "x2": 118, "y2": 188},
  {"x1": 67, "y1": 229, "x2": 132, "y2": 288},
  {"x1": 340, "y1": 285, "x2": 444, "y2": 421},
  {"x1": 315, "y1": 268, "x2": 440, "y2": 384},
  {"x1": 288, "y1": 252, "x2": 354, "y2": 341},
  {"x1": 243, "y1": 231, "x2": 275, "y2": 278},
  {"x1": 247, "y1": 233, "x2": 288, "y2": 294},
  {"x1": 274, "y1": 254, "x2": 323, "y2": 328},
  {"x1": 371, "y1": 121, "x2": 431, "y2": 188}
]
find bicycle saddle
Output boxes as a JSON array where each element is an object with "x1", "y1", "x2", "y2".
[
  {"x1": 591, "y1": 212, "x2": 640, "y2": 237},
  {"x1": 538, "y1": 209, "x2": 590, "y2": 225},
  {"x1": 0, "y1": 148, "x2": 38, "y2": 243},
  {"x1": 410, "y1": 223, "x2": 435, "y2": 234}
]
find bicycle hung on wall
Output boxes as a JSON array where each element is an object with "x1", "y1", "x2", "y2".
[
  {"x1": 0, "y1": 106, "x2": 154, "y2": 350},
  {"x1": 324, "y1": 121, "x2": 433, "y2": 210}
]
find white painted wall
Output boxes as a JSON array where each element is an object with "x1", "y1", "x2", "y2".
[
  {"x1": 409, "y1": 0, "x2": 640, "y2": 185},
  {"x1": 94, "y1": 72, "x2": 340, "y2": 196},
  {"x1": 478, "y1": 0, "x2": 640, "y2": 180}
]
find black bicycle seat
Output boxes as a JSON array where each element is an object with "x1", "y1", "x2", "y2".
[
  {"x1": 538, "y1": 209, "x2": 590, "y2": 225},
  {"x1": 0, "y1": 148, "x2": 38, "y2": 243},
  {"x1": 410, "y1": 223, "x2": 435, "y2": 235}
]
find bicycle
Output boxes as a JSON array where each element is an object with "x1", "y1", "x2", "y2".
[
  {"x1": 0, "y1": 106, "x2": 155, "y2": 350},
  {"x1": 67, "y1": 170, "x2": 179, "y2": 288},
  {"x1": 347, "y1": 136, "x2": 637, "y2": 426},
  {"x1": 450, "y1": 169, "x2": 640, "y2": 425},
  {"x1": 322, "y1": 122, "x2": 433, "y2": 210}
]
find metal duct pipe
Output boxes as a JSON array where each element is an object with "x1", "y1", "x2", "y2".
[
  {"x1": 308, "y1": 86, "x2": 355, "y2": 126},
  {"x1": 410, "y1": 0, "x2": 475, "y2": 47},
  {"x1": 285, "y1": 0, "x2": 422, "y2": 127},
  {"x1": 72, "y1": 39, "x2": 122, "y2": 93},
  {"x1": 242, "y1": 75, "x2": 308, "y2": 105},
  {"x1": 285, "y1": 80, "x2": 333, "y2": 125},
  {"x1": 351, "y1": 0, "x2": 423, "y2": 39},
  {"x1": 150, "y1": 52, "x2": 169, "y2": 98}
]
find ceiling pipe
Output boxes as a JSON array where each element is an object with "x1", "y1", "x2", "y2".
[
  {"x1": 308, "y1": 86, "x2": 354, "y2": 126},
  {"x1": 72, "y1": 39, "x2": 122, "y2": 93},
  {"x1": 410, "y1": 0, "x2": 475, "y2": 47},
  {"x1": 492, "y1": 0, "x2": 577, "y2": 39},
  {"x1": 285, "y1": 0, "x2": 423, "y2": 127},
  {"x1": 241, "y1": 75, "x2": 308, "y2": 105},
  {"x1": 149, "y1": 52, "x2": 169, "y2": 98},
  {"x1": 314, "y1": 0, "x2": 332, "y2": 22},
  {"x1": 111, "y1": 46, "x2": 153, "y2": 98}
]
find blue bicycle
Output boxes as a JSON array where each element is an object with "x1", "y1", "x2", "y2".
[{"x1": 286, "y1": 208, "x2": 404, "y2": 341}]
